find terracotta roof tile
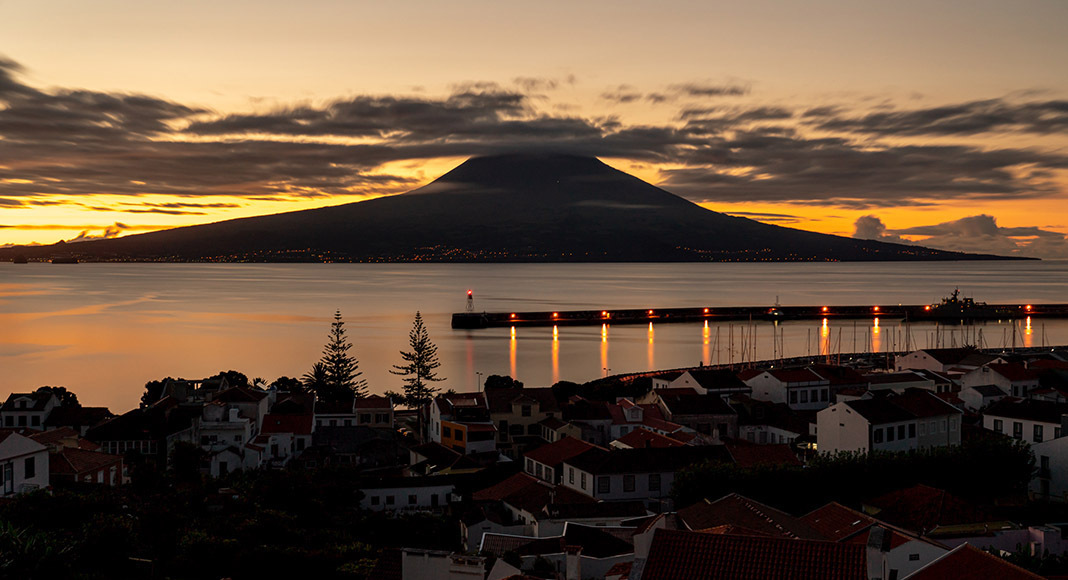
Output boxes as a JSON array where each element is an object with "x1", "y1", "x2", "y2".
[
  {"x1": 641, "y1": 528, "x2": 866, "y2": 580},
  {"x1": 525, "y1": 437, "x2": 597, "y2": 467},
  {"x1": 677, "y1": 494, "x2": 823, "y2": 540},
  {"x1": 904, "y1": 543, "x2": 1043, "y2": 579},
  {"x1": 613, "y1": 428, "x2": 684, "y2": 449}
]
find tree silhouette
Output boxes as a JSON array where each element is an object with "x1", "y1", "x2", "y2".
[
  {"x1": 390, "y1": 311, "x2": 444, "y2": 407},
  {"x1": 33, "y1": 386, "x2": 79, "y2": 407},
  {"x1": 315, "y1": 310, "x2": 367, "y2": 401}
]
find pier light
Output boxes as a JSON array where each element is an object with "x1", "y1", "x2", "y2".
[
  {"x1": 873, "y1": 306, "x2": 880, "y2": 312},
  {"x1": 552, "y1": 312, "x2": 559, "y2": 318},
  {"x1": 648, "y1": 310, "x2": 654, "y2": 316},
  {"x1": 602, "y1": 310, "x2": 608, "y2": 317},
  {"x1": 924, "y1": 305, "x2": 931, "y2": 311},
  {"x1": 510, "y1": 313, "x2": 516, "y2": 319},
  {"x1": 1026, "y1": 305, "x2": 1033, "y2": 311},
  {"x1": 821, "y1": 306, "x2": 828, "y2": 312},
  {"x1": 467, "y1": 290, "x2": 472, "y2": 297},
  {"x1": 703, "y1": 308, "x2": 710, "y2": 314}
]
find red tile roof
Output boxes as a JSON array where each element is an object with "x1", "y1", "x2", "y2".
[
  {"x1": 354, "y1": 395, "x2": 393, "y2": 409},
  {"x1": 800, "y1": 502, "x2": 876, "y2": 541},
  {"x1": 864, "y1": 485, "x2": 989, "y2": 533},
  {"x1": 986, "y1": 363, "x2": 1039, "y2": 382},
  {"x1": 613, "y1": 428, "x2": 684, "y2": 449},
  {"x1": 905, "y1": 543, "x2": 1043, "y2": 580},
  {"x1": 525, "y1": 436, "x2": 596, "y2": 467},
  {"x1": 260, "y1": 413, "x2": 313, "y2": 435},
  {"x1": 50, "y1": 447, "x2": 121, "y2": 476},
  {"x1": 677, "y1": 494, "x2": 823, "y2": 540},
  {"x1": 641, "y1": 528, "x2": 867, "y2": 580},
  {"x1": 473, "y1": 473, "x2": 543, "y2": 502}
]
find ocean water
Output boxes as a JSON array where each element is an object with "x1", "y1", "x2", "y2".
[{"x1": 1, "y1": 260, "x2": 1065, "y2": 412}]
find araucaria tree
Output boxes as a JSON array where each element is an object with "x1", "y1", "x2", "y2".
[
  {"x1": 390, "y1": 312, "x2": 444, "y2": 407},
  {"x1": 314, "y1": 310, "x2": 367, "y2": 401}
]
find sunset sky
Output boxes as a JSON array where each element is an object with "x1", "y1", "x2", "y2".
[{"x1": 2, "y1": 0, "x2": 1067, "y2": 257}]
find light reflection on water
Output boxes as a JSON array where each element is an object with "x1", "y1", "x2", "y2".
[{"x1": 1, "y1": 260, "x2": 1067, "y2": 411}]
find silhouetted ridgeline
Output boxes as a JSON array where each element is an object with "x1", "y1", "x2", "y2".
[{"x1": 0, "y1": 154, "x2": 1024, "y2": 263}]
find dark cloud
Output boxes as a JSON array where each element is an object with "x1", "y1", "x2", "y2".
[
  {"x1": 725, "y1": 211, "x2": 802, "y2": 224},
  {"x1": 0, "y1": 55, "x2": 1064, "y2": 221},
  {"x1": 812, "y1": 99, "x2": 1068, "y2": 136},
  {"x1": 853, "y1": 214, "x2": 1068, "y2": 258},
  {"x1": 669, "y1": 83, "x2": 750, "y2": 98}
]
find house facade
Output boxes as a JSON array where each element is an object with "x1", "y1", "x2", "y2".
[{"x1": 0, "y1": 430, "x2": 49, "y2": 495}]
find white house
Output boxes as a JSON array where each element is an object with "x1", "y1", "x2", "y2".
[
  {"x1": 817, "y1": 391, "x2": 962, "y2": 455},
  {"x1": 959, "y1": 385, "x2": 1008, "y2": 412},
  {"x1": 360, "y1": 477, "x2": 456, "y2": 512},
  {"x1": 983, "y1": 398, "x2": 1067, "y2": 445},
  {"x1": 865, "y1": 371, "x2": 936, "y2": 393},
  {"x1": 1, "y1": 392, "x2": 60, "y2": 431},
  {"x1": 560, "y1": 446, "x2": 731, "y2": 506},
  {"x1": 895, "y1": 348, "x2": 1002, "y2": 374},
  {"x1": 0, "y1": 430, "x2": 49, "y2": 495},
  {"x1": 961, "y1": 363, "x2": 1040, "y2": 398},
  {"x1": 1031, "y1": 433, "x2": 1068, "y2": 502},
  {"x1": 744, "y1": 368, "x2": 831, "y2": 411}
]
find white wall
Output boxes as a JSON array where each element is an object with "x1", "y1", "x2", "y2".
[
  {"x1": 361, "y1": 484, "x2": 454, "y2": 511},
  {"x1": 983, "y1": 413, "x2": 1059, "y2": 445},
  {"x1": 817, "y1": 403, "x2": 870, "y2": 455},
  {"x1": 0, "y1": 433, "x2": 49, "y2": 495}
]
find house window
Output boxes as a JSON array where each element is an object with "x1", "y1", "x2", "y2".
[
  {"x1": 521, "y1": 405, "x2": 532, "y2": 417},
  {"x1": 443, "y1": 426, "x2": 452, "y2": 438},
  {"x1": 790, "y1": 391, "x2": 798, "y2": 404},
  {"x1": 17, "y1": 416, "x2": 26, "y2": 427},
  {"x1": 344, "y1": 419, "x2": 352, "y2": 426},
  {"x1": 3, "y1": 417, "x2": 11, "y2": 427},
  {"x1": 887, "y1": 427, "x2": 895, "y2": 442},
  {"x1": 993, "y1": 419, "x2": 1002, "y2": 433},
  {"x1": 329, "y1": 419, "x2": 337, "y2": 427},
  {"x1": 409, "y1": 495, "x2": 417, "y2": 505},
  {"x1": 624, "y1": 475, "x2": 635, "y2": 493},
  {"x1": 759, "y1": 431, "x2": 768, "y2": 444},
  {"x1": 371, "y1": 496, "x2": 380, "y2": 505},
  {"x1": 949, "y1": 418, "x2": 957, "y2": 432},
  {"x1": 1013, "y1": 422, "x2": 1023, "y2": 439},
  {"x1": 24, "y1": 457, "x2": 35, "y2": 479},
  {"x1": 1035, "y1": 425, "x2": 1044, "y2": 443},
  {"x1": 800, "y1": 391, "x2": 809, "y2": 404},
  {"x1": 597, "y1": 476, "x2": 610, "y2": 494},
  {"x1": 359, "y1": 413, "x2": 372, "y2": 423},
  {"x1": 649, "y1": 473, "x2": 661, "y2": 492},
  {"x1": 569, "y1": 467, "x2": 575, "y2": 484},
  {"x1": 908, "y1": 424, "x2": 916, "y2": 438},
  {"x1": 811, "y1": 389, "x2": 818, "y2": 402},
  {"x1": 455, "y1": 430, "x2": 464, "y2": 442},
  {"x1": 909, "y1": 554, "x2": 920, "y2": 561},
  {"x1": 536, "y1": 464, "x2": 543, "y2": 479},
  {"x1": 897, "y1": 425, "x2": 906, "y2": 440},
  {"x1": 1041, "y1": 455, "x2": 1050, "y2": 472},
  {"x1": 500, "y1": 420, "x2": 509, "y2": 434},
  {"x1": 874, "y1": 428, "x2": 884, "y2": 444},
  {"x1": 31, "y1": 416, "x2": 40, "y2": 427},
  {"x1": 526, "y1": 458, "x2": 534, "y2": 473},
  {"x1": 581, "y1": 473, "x2": 587, "y2": 490},
  {"x1": 376, "y1": 414, "x2": 389, "y2": 424},
  {"x1": 919, "y1": 423, "x2": 927, "y2": 436},
  {"x1": 821, "y1": 389, "x2": 828, "y2": 402}
]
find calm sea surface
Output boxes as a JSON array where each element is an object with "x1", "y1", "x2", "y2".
[{"x1": 2, "y1": 260, "x2": 1066, "y2": 412}]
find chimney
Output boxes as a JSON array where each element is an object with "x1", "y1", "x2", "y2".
[{"x1": 565, "y1": 545, "x2": 582, "y2": 580}]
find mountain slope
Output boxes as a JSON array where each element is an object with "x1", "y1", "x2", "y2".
[{"x1": 1, "y1": 153, "x2": 1011, "y2": 262}]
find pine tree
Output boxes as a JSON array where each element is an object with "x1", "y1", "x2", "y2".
[
  {"x1": 390, "y1": 311, "x2": 444, "y2": 407},
  {"x1": 316, "y1": 310, "x2": 368, "y2": 401}
]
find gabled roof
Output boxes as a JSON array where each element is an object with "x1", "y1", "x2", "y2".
[
  {"x1": 525, "y1": 436, "x2": 597, "y2": 467},
  {"x1": 49, "y1": 447, "x2": 121, "y2": 475},
  {"x1": 985, "y1": 363, "x2": 1039, "y2": 382},
  {"x1": 984, "y1": 397, "x2": 1068, "y2": 424},
  {"x1": 537, "y1": 416, "x2": 568, "y2": 430},
  {"x1": 566, "y1": 446, "x2": 731, "y2": 476},
  {"x1": 354, "y1": 395, "x2": 393, "y2": 409},
  {"x1": 613, "y1": 428, "x2": 685, "y2": 449},
  {"x1": 889, "y1": 390, "x2": 961, "y2": 418},
  {"x1": 1, "y1": 391, "x2": 53, "y2": 411},
  {"x1": 723, "y1": 442, "x2": 801, "y2": 468},
  {"x1": 685, "y1": 369, "x2": 750, "y2": 391},
  {"x1": 44, "y1": 406, "x2": 113, "y2": 428},
  {"x1": 865, "y1": 371, "x2": 932, "y2": 386},
  {"x1": 677, "y1": 493, "x2": 823, "y2": 540},
  {"x1": 800, "y1": 502, "x2": 876, "y2": 542},
  {"x1": 842, "y1": 399, "x2": 915, "y2": 425},
  {"x1": 485, "y1": 387, "x2": 560, "y2": 414},
  {"x1": 260, "y1": 413, "x2": 313, "y2": 435},
  {"x1": 473, "y1": 473, "x2": 545, "y2": 502},
  {"x1": 765, "y1": 368, "x2": 828, "y2": 384},
  {"x1": 917, "y1": 348, "x2": 990, "y2": 366},
  {"x1": 864, "y1": 485, "x2": 989, "y2": 533},
  {"x1": 213, "y1": 386, "x2": 269, "y2": 404},
  {"x1": 606, "y1": 403, "x2": 682, "y2": 432},
  {"x1": 810, "y1": 365, "x2": 867, "y2": 386},
  {"x1": 30, "y1": 427, "x2": 100, "y2": 450},
  {"x1": 903, "y1": 543, "x2": 1043, "y2": 580},
  {"x1": 641, "y1": 528, "x2": 867, "y2": 580},
  {"x1": 657, "y1": 392, "x2": 735, "y2": 416},
  {"x1": 968, "y1": 384, "x2": 1007, "y2": 397}
]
